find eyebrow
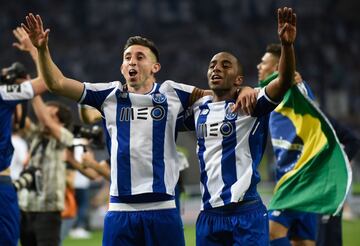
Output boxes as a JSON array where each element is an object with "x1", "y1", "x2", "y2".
[
  {"x1": 124, "y1": 51, "x2": 146, "y2": 57},
  {"x1": 209, "y1": 59, "x2": 233, "y2": 65}
]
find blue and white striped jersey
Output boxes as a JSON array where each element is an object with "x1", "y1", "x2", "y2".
[
  {"x1": 269, "y1": 81, "x2": 315, "y2": 181},
  {"x1": 191, "y1": 88, "x2": 278, "y2": 210},
  {"x1": 0, "y1": 81, "x2": 34, "y2": 171},
  {"x1": 79, "y1": 80, "x2": 194, "y2": 203}
]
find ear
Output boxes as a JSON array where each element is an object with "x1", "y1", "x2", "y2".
[
  {"x1": 234, "y1": 75, "x2": 244, "y2": 87},
  {"x1": 275, "y1": 63, "x2": 279, "y2": 71},
  {"x1": 152, "y1": 63, "x2": 161, "y2": 74},
  {"x1": 120, "y1": 64, "x2": 124, "y2": 75}
]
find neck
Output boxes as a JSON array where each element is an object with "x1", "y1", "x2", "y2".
[
  {"x1": 126, "y1": 80, "x2": 155, "y2": 94},
  {"x1": 212, "y1": 88, "x2": 237, "y2": 102}
]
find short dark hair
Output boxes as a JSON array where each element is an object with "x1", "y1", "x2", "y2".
[
  {"x1": 236, "y1": 59, "x2": 243, "y2": 76},
  {"x1": 124, "y1": 36, "x2": 160, "y2": 62},
  {"x1": 266, "y1": 43, "x2": 281, "y2": 59},
  {"x1": 46, "y1": 101, "x2": 73, "y2": 129},
  {"x1": 221, "y1": 51, "x2": 243, "y2": 76}
]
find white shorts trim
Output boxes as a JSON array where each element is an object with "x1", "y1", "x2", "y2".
[{"x1": 108, "y1": 200, "x2": 176, "y2": 211}]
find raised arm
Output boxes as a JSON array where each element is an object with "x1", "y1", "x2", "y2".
[
  {"x1": 265, "y1": 7, "x2": 296, "y2": 101},
  {"x1": 79, "y1": 105, "x2": 102, "y2": 124},
  {"x1": 12, "y1": 26, "x2": 47, "y2": 96},
  {"x1": 31, "y1": 95, "x2": 64, "y2": 140},
  {"x1": 21, "y1": 14, "x2": 84, "y2": 101}
]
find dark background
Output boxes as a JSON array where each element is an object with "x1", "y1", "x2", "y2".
[{"x1": 2, "y1": 0, "x2": 360, "y2": 185}]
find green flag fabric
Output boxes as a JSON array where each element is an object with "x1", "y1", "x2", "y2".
[{"x1": 263, "y1": 76, "x2": 352, "y2": 215}]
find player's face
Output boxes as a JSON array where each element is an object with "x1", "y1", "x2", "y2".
[
  {"x1": 257, "y1": 52, "x2": 278, "y2": 81},
  {"x1": 207, "y1": 52, "x2": 242, "y2": 92},
  {"x1": 121, "y1": 45, "x2": 160, "y2": 90}
]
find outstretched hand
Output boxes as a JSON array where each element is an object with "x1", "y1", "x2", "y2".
[
  {"x1": 13, "y1": 27, "x2": 35, "y2": 52},
  {"x1": 232, "y1": 86, "x2": 258, "y2": 115},
  {"x1": 21, "y1": 13, "x2": 49, "y2": 49},
  {"x1": 278, "y1": 7, "x2": 296, "y2": 46}
]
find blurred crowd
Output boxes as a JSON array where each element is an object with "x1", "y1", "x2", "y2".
[{"x1": 1, "y1": 0, "x2": 359, "y2": 130}]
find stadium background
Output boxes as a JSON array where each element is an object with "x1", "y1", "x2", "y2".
[{"x1": 1, "y1": 0, "x2": 360, "y2": 245}]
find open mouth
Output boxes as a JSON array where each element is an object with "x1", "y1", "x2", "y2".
[
  {"x1": 129, "y1": 69, "x2": 138, "y2": 77},
  {"x1": 211, "y1": 74, "x2": 222, "y2": 81}
]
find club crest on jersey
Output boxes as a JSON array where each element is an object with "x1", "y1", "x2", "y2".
[
  {"x1": 152, "y1": 93, "x2": 166, "y2": 104},
  {"x1": 225, "y1": 102, "x2": 237, "y2": 120},
  {"x1": 6, "y1": 84, "x2": 21, "y2": 93}
]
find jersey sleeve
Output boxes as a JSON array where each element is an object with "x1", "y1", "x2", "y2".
[
  {"x1": 161, "y1": 80, "x2": 195, "y2": 113},
  {"x1": 177, "y1": 96, "x2": 212, "y2": 132},
  {"x1": 297, "y1": 81, "x2": 315, "y2": 100},
  {"x1": 176, "y1": 108, "x2": 196, "y2": 131},
  {"x1": 252, "y1": 87, "x2": 279, "y2": 117},
  {"x1": 0, "y1": 81, "x2": 34, "y2": 104},
  {"x1": 78, "y1": 81, "x2": 119, "y2": 111}
]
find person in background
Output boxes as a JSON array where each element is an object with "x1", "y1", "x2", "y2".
[
  {"x1": 59, "y1": 165, "x2": 77, "y2": 245},
  {"x1": 0, "y1": 27, "x2": 47, "y2": 246},
  {"x1": 10, "y1": 130, "x2": 29, "y2": 180},
  {"x1": 257, "y1": 43, "x2": 360, "y2": 246}
]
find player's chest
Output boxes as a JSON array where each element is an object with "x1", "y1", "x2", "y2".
[
  {"x1": 104, "y1": 92, "x2": 179, "y2": 123},
  {"x1": 194, "y1": 103, "x2": 253, "y2": 140}
]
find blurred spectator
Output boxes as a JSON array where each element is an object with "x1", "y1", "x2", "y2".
[
  {"x1": 10, "y1": 131, "x2": 29, "y2": 180},
  {"x1": 18, "y1": 97, "x2": 73, "y2": 246}
]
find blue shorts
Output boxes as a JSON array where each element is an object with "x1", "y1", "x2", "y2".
[
  {"x1": 196, "y1": 200, "x2": 269, "y2": 246},
  {"x1": 103, "y1": 208, "x2": 185, "y2": 246},
  {"x1": 0, "y1": 176, "x2": 20, "y2": 246},
  {"x1": 268, "y1": 209, "x2": 317, "y2": 240}
]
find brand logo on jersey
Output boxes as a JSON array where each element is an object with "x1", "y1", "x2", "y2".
[
  {"x1": 197, "y1": 123, "x2": 207, "y2": 139},
  {"x1": 152, "y1": 93, "x2": 166, "y2": 104},
  {"x1": 225, "y1": 102, "x2": 237, "y2": 120},
  {"x1": 120, "y1": 107, "x2": 134, "y2": 121},
  {"x1": 220, "y1": 122, "x2": 233, "y2": 137},
  {"x1": 150, "y1": 106, "x2": 165, "y2": 120},
  {"x1": 271, "y1": 210, "x2": 281, "y2": 216},
  {"x1": 6, "y1": 84, "x2": 21, "y2": 93},
  {"x1": 119, "y1": 106, "x2": 166, "y2": 121},
  {"x1": 200, "y1": 109, "x2": 209, "y2": 116},
  {"x1": 196, "y1": 122, "x2": 234, "y2": 138}
]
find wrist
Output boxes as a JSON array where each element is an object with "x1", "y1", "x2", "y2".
[
  {"x1": 281, "y1": 42, "x2": 293, "y2": 47},
  {"x1": 37, "y1": 45, "x2": 48, "y2": 53}
]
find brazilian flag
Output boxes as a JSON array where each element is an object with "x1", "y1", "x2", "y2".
[{"x1": 262, "y1": 73, "x2": 352, "y2": 215}]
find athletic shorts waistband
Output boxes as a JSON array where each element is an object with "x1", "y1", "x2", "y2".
[
  {"x1": 203, "y1": 199, "x2": 263, "y2": 215},
  {"x1": 108, "y1": 200, "x2": 176, "y2": 211}
]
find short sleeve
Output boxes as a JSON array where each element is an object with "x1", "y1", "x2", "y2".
[
  {"x1": 160, "y1": 80, "x2": 195, "y2": 112},
  {"x1": 297, "y1": 81, "x2": 315, "y2": 100},
  {"x1": 0, "y1": 81, "x2": 34, "y2": 104},
  {"x1": 252, "y1": 87, "x2": 279, "y2": 117},
  {"x1": 78, "y1": 81, "x2": 120, "y2": 111}
]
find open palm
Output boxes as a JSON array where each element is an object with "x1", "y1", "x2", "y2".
[
  {"x1": 278, "y1": 7, "x2": 297, "y2": 46},
  {"x1": 21, "y1": 13, "x2": 49, "y2": 49},
  {"x1": 13, "y1": 27, "x2": 35, "y2": 52}
]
